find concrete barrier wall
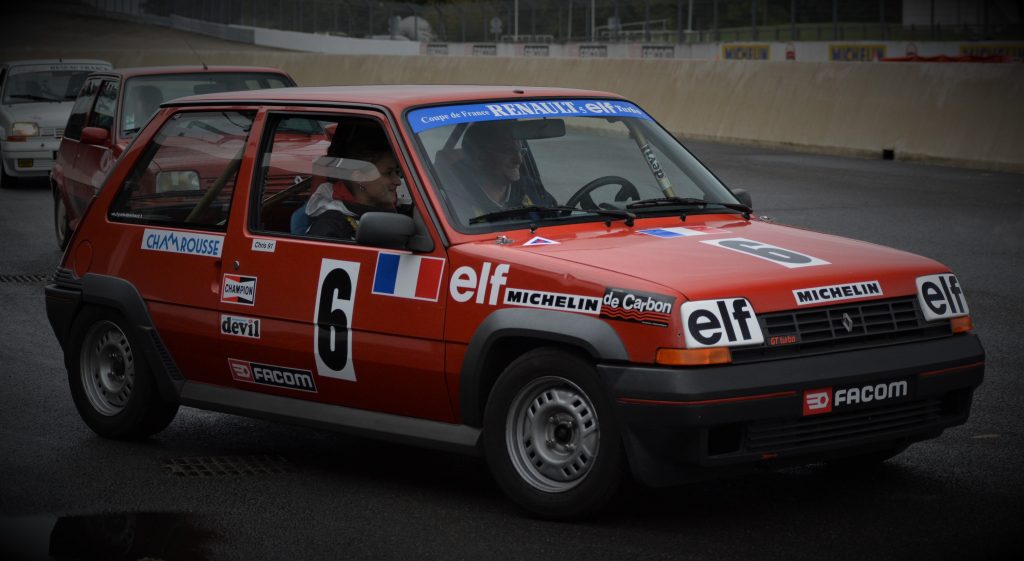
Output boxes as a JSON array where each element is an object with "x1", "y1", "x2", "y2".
[{"x1": 4, "y1": 47, "x2": 1021, "y2": 171}]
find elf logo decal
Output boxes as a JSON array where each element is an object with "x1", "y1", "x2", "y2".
[
  {"x1": 916, "y1": 274, "x2": 969, "y2": 321},
  {"x1": 701, "y1": 238, "x2": 830, "y2": 268},
  {"x1": 793, "y1": 280, "x2": 882, "y2": 306},
  {"x1": 449, "y1": 262, "x2": 509, "y2": 305},
  {"x1": 221, "y1": 315, "x2": 260, "y2": 339},
  {"x1": 314, "y1": 259, "x2": 360, "y2": 381},
  {"x1": 802, "y1": 379, "x2": 910, "y2": 416},
  {"x1": 221, "y1": 274, "x2": 257, "y2": 306},
  {"x1": 681, "y1": 298, "x2": 764, "y2": 348},
  {"x1": 227, "y1": 358, "x2": 317, "y2": 393},
  {"x1": 601, "y1": 288, "x2": 674, "y2": 327}
]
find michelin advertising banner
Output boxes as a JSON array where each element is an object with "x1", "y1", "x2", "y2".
[{"x1": 407, "y1": 99, "x2": 652, "y2": 133}]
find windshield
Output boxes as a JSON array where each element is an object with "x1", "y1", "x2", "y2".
[
  {"x1": 2, "y1": 63, "x2": 108, "y2": 104},
  {"x1": 120, "y1": 72, "x2": 294, "y2": 137},
  {"x1": 408, "y1": 99, "x2": 737, "y2": 232}
]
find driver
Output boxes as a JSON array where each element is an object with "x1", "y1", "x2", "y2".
[{"x1": 453, "y1": 121, "x2": 556, "y2": 217}]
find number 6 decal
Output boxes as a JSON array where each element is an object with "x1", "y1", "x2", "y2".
[
  {"x1": 314, "y1": 259, "x2": 360, "y2": 381},
  {"x1": 701, "y1": 238, "x2": 830, "y2": 268}
]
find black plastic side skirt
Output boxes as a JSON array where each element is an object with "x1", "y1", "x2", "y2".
[{"x1": 180, "y1": 382, "x2": 482, "y2": 456}]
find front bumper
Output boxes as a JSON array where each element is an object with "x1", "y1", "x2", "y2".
[
  {"x1": 600, "y1": 334, "x2": 984, "y2": 486},
  {"x1": 2, "y1": 138, "x2": 59, "y2": 177}
]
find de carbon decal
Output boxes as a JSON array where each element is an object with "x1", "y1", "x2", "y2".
[
  {"x1": 916, "y1": 273, "x2": 969, "y2": 321},
  {"x1": 220, "y1": 314, "x2": 260, "y2": 339},
  {"x1": 141, "y1": 228, "x2": 223, "y2": 258},
  {"x1": 701, "y1": 238, "x2": 829, "y2": 268},
  {"x1": 314, "y1": 259, "x2": 360, "y2": 381},
  {"x1": 228, "y1": 358, "x2": 317, "y2": 393},
  {"x1": 600, "y1": 288, "x2": 674, "y2": 327},
  {"x1": 793, "y1": 280, "x2": 882, "y2": 306},
  {"x1": 221, "y1": 274, "x2": 257, "y2": 306}
]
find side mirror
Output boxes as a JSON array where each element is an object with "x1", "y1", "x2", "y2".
[
  {"x1": 356, "y1": 211, "x2": 435, "y2": 252},
  {"x1": 80, "y1": 126, "x2": 110, "y2": 146},
  {"x1": 732, "y1": 188, "x2": 753, "y2": 209}
]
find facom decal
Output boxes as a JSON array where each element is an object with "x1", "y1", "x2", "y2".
[
  {"x1": 252, "y1": 238, "x2": 277, "y2": 252},
  {"x1": 221, "y1": 274, "x2": 257, "y2": 306},
  {"x1": 523, "y1": 236, "x2": 559, "y2": 246},
  {"x1": 793, "y1": 280, "x2": 882, "y2": 306},
  {"x1": 503, "y1": 288, "x2": 601, "y2": 314},
  {"x1": 220, "y1": 314, "x2": 260, "y2": 339},
  {"x1": 681, "y1": 298, "x2": 764, "y2": 348},
  {"x1": 449, "y1": 262, "x2": 510, "y2": 305},
  {"x1": 802, "y1": 379, "x2": 910, "y2": 417},
  {"x1": 372, "y1": 253, "x2": 445, "y2": 302},
  {"x1": 637, "y1": 226, "x2": 728, "y2": 238},
  {"x1": 916, "y1": 274, "x2": 969, "y2": 321},
  {"x1": 600, "y1": 288, "x2": 674, "y2": 327},
  {"x1": 314, "y1": 259, "x2": 360, "y2": 381},
  {"x1": 141, "y1": 228, "x2": 223, "y2": 258},
  {"x1": 227, "y1": 358, "x2": 317, "y2": 393},
  {"x1": 701, "y1": 238, "x2": 830, "y2": 268}
]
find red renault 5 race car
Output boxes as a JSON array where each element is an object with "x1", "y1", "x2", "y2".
[{"x1": 45, "y1": 86, "x2": 984, "y2": 519}]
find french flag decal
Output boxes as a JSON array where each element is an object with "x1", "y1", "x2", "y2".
[{"x1": 372, "y1": 253, "x2": 446, "y2": 302}]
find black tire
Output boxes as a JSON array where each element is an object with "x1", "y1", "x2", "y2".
[
  {"x1": 0, "y1": 155, "x2": 16, "y2": 189},
  {"x1": 483, "y1": 348, "x2": 625, "y2": 520},
  {"x1": 54, "y1": 186, "x2": 71, "y2": 250},
  {"x1": 67, "y1": 307, "x2": 178, "y2": 439}
]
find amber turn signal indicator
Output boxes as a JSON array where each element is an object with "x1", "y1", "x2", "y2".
[
  {"x1": 951, "y1": 316, "x2": 973, "y2": 333},
  {"x1": 656, "y1": 347, "x2": 732, "y2": 366}
]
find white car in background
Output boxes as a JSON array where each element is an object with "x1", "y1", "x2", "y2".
[{"x1": 0, "y1": 59, "x2": 112, "y2": 188}]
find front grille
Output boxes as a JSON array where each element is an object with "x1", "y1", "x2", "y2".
[
  {"x1": 731, "y1": 297, "x2": 950, "y2": 363},
  {"x1": 745, "y1": 398, "x2": 944, "y2": 452}
]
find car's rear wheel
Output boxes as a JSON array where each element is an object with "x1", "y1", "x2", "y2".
[
  {"x1": 483, "y1": 348, "x2": 624, "y2": 520},
  {"x1": 54, "y1": 188, "x2": 71, "y2": 250},
  {"x1": 67, "y1": 308, "x2": 178, "y2": 439}
]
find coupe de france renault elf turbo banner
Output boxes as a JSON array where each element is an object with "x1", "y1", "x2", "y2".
[{"x1": 407, "y1": 99, "x2": 653, "y2": 133}]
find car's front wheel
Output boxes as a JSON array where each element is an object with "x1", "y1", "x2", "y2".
[
  {"x1": 483, "y1": 348, "x2": 624, "y2": 520},
  {"x1": 67, "y1": 308, "x2": 179, "y2": 439},
  {"x1": 0, "y1": 153, "x2": 16, "y2": 189}
]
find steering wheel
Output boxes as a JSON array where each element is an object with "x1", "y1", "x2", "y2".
[{"x1": 564, "y1": 175, "x2": 640, "y2": 210}]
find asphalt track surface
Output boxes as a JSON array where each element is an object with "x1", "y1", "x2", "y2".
[{"x1": 2, "y1": 6, "x2": 1024, "y2": 561}]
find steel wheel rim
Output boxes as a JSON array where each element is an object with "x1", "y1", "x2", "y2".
[
  {"x1": 55, "y1": 195, "x2": 68, "y2": 246},
  {"x1": 505, "y1": 376, "x2": 600, "y2": 493},
  {"x1": 80, "y1": 320, "x2": 135, "y2": 416}
]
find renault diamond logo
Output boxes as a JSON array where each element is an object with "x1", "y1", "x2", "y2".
[{"x1": 841, "y1": 312, "x2": 854, "y2": 333}]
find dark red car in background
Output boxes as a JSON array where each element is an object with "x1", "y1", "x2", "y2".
[{"x1": 51, "y1": 66, "x2": 295, "y2": 248}]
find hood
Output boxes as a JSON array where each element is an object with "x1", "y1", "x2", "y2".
[
  {"x1": 1, "y1": 101, "x2": 75, "y2": 128},
  {"x1": 486, "y1": 216, "x2": 948, "y2": 313}
]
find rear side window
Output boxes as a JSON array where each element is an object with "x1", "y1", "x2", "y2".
[
  {"x1": 109, "y1": 110, "x2": 256, "y2": 231},
  {"x1": 64, "y1": 78, "x2": 102, "y2": 141},
  {"x1": 87, "y1": 80, "x2": 119, "y2": 132}
]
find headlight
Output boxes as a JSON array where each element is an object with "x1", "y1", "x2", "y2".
[{"x1": 9, "y1": 122, "x2": 40, "y2": 139}]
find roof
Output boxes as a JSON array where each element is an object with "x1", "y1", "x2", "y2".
[
  {"x1": 165, "y1": 85, "x2": 626, "y2": 112},
  {"x1": 88, "y1": 65, "x2": 293, "y2": 80},
  {"x1": 3, "y1": 59, "x2": 111, "y2": 68}
]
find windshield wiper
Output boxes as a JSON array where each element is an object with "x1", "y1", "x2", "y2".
[
  {"x1": 627, "y1": 196, "x2": 751, "y2": 218},
  {"x1": 469, "y1": 205, "x2": 636, "y2": 226}
]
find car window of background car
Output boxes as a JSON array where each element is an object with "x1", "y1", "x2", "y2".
[
  {"x1": 87, "y1": 80, "x2": 119, "y2": 133},
  {"x1": 121, "y1": 73, "x2": 293, "y2": 137},
  {"x1": 63, "y1": 78, "x2": 102, "y2": 141},
  {"x1": 1, "y1": 68, "x2": 91, "y2": 104},
  {"x1": 109, "y1": 110, "x2": 256, "y2": 231}
]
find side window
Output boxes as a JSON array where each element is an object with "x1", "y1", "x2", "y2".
[
  {"x1": 64, "y1": 78, "x2": 102, "y2": 141},
  {"x1": 87, "y1": 80, "x2": 119, "y2": 132},
  {"x1": 109, "y1": 110, "x2": 256, "y2": 231},
  {"x1": 252, "y1": 113, "x2": 411, "y2": 245}
]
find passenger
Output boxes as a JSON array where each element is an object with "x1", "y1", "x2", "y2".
[
  {"x1": 454, "y1": 121, "x2": 556, "y2": 215},
  {"x1": 305, "y1": 126, "x2": 402, "y2": 240}
]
